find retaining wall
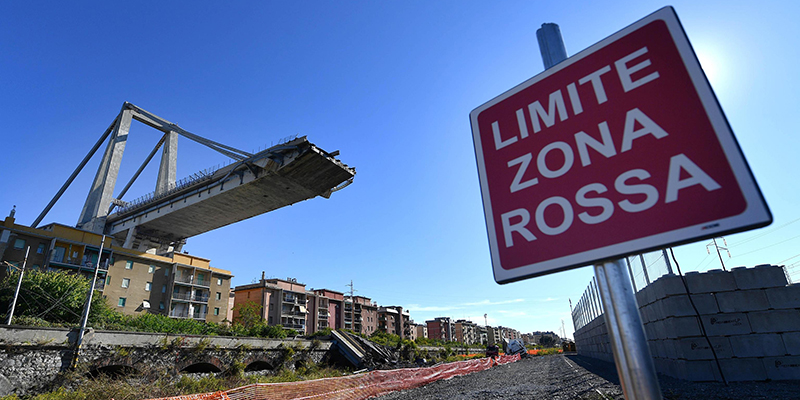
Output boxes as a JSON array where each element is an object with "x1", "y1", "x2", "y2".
[
  {"x1": 574, "y1": 264, "x2": 800, "y2": 381},
  {"x1": 0, "y1": 326, "x2": 331, "y2": 396}
]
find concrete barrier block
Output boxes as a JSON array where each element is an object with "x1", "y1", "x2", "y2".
[
  {"x1": 783, "y1": 332, "x2": 800, "y2": 356},
  {"x1": 636, "y1": 290, "x2": 646, "y2": 307},
  {"x1": 661, "y1": 295, "x2": 696, "y2": 317},
  {"x1": 640, "y1": 304, "x2": 653, "y2": 323},
  {"x1": 685, "y1": 269, "x2": 737, "y2": 294},
  {"x1": 642, "y1": 285, "x2": 656, "y2": 305},
  {"x1": 649, "y1": 298, "x2": 666, "y2": 321},
  {"x1": 671, "y1": 359, "x2": 688, "y2": 380},
  {"x1": 659, "y1": 274, "x2": 688, "y2": 297},
  {"x1": 763, "y1": 356, "x2": 800, "y2": 380},
  {"x1": 663, "y1": 339, "x2": 679, "y2": 359},
  {"x1": 700, "y1": 313, "x2": 751, "y2": 336},
  {"x1": 749, "y1": 310, "x2": 800, "y2": 333},
  {"x1": 733, "y1": 264, "x2": 788, "y2": 290},
  {"x1": 650, "y1": 277, "x2": 667, "y2": 301},
  {"x1": 766, "y1": 284, "x2": 800, "y2": 309},
  {"x1": 684, "y1": 360, "x2": 722, "y2": 382},
  {"x1": 720, "y1": 358, "x2": 768, "y2": 381},
  {"x1": 649, "y1": 339, "x2": 662, "y2": 358},
  {"x1": 677, "y1": 336, "x2": 732, "y2": 360},
  {"x1": 730, "y1": 333, "x2": 786, "y2": 358},
  {"x1": 658, "y1": 319, "x2": 673, "y2": 340},
  {"x1": 667, "y1": 316, "x2": 701, "y2": 338},
  {"x1": 716, "y1": 290, "x2": 770, "y2": 313},
  {"x1": 690, "y1": 293, "x2": 719, "y2": 315}
]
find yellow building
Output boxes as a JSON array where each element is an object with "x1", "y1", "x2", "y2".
[{"x1": 0, "y1": 212, "x2": 233, "y2": 323}]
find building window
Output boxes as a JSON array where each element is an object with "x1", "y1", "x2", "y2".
[
  {"x1": 162, "y1": 284, "x2": 167, "y2": 293},
  {"x1": 36, "y1": 244, "x2": 46, "y2": 254},
  {"x1": 148, "y1": 265, "x2": 155, "y2": 274},
  {"x1": 145, "y1": 282, "x2": 152, "y2": 291},
  {"x1": 121, "y1": 278, "x2": 130, "y2": 288},
  {"x1": 159, "y1": 302, "x2": 165, "y2": 310},
  {"x1": 118, "y1": 297, "x2": 126, "y2": 307},
  {"x1": 214, "y1": 307, "x2": 220, "y2": 316},
  {"x1": 125, "y1": 261, "x2": 133, "y2": 270},
  {"x1": 165, "y1": 267, "x2": 170, "y2": 276},
  {"x1": 217, "y1": 277, "x2": 223, "y2": 286},
  {"x1": 13, "y1": 239, "x2": 25, "y2": 250},
  {"x1": 216, "y1": 292, "x2": 221, "y2": 301},
  {"x1": 106, "y1": 276, "x2": 111, "y2": 285}
]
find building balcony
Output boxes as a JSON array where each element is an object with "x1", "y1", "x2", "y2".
[
  {"x1": 173, "y1": 292, "x2": 209, "y2": 303},
  {"x1": 281, "y1": 311, "x2": 306, "y2": 317},
  {"x1": 174, "y1": 275, "x2": 210, "y2": 287}
]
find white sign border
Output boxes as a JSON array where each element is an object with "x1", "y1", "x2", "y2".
[{"x1": 470, "y1": 6, "x2": 772, "y2": 284}]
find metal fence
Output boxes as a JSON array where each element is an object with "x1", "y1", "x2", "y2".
[{"x1": 571, "y1": 248, "x2": 674, "y2": 331}]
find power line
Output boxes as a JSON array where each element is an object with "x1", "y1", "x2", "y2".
[
  {"x1": 729, "y1": 215, "x2": 800, "y2": 247},
  {"x1": 730, "y1": 233, "x2": 800, "y2": 259}
]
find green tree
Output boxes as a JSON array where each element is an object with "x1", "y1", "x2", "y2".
[
  {"x1": 232, "y1": 301, "x2": 263, "y2": 330},
  {"x1": 0, "y1": 269, "x2": 116, "y2": 326}
]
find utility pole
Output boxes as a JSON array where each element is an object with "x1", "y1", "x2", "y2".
[
  {"x1": 707, "y1": 237, "x2": 731, "y2": 271},
  {"x1": 71, "y1": 235, "x2": 106, "y2": 369},
  {"x1": 6, "y1": 246, "x2": 30, "y2": 325}
]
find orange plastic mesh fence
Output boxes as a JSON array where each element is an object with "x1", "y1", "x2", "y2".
[{"x1": 150, "y1": 354, "x2": 520, "y2": 400}]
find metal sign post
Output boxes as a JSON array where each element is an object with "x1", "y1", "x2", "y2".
[
  {"x1": 538, "y1": 24, "x2": 662, "y2": 399},
  {"x1": 595, "y1": 259, "x2": 662, "y2": 399}
]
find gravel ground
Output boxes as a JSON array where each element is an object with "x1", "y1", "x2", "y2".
[{"x1": 375, "y1": 354, "x2": 800, "y2": 400}]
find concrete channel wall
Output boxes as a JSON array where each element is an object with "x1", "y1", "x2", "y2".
[{"x1": 574, "y1": 265, "x2": 800, "y2": 381}]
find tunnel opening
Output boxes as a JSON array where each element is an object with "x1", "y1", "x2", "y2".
[
  {"x1": 180, "y1": 363, "x2": 222, "y2": 374},
  {"x1": 244, "y1": 361, "x2": 275, "y2": 372},
  {"x1": 87, "y1": 365, "x2": 140, "y2": 379}
]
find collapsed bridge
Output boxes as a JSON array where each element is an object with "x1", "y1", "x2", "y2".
[{"x1": 33, "y1": 102, "x2": 355, "y2": 253}]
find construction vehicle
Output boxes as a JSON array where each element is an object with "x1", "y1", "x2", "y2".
[{"x1": 503, "y1": 338, "x2": 527, "y2": 357}]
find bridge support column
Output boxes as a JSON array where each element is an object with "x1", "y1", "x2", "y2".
[
  {"x1": 156, "y1": 131, "x2": 178, "y2": 196},
  {"x1": 77, "y1": 108, "x2": 133, "y2": 232},
  {"x1": 123, "y1": 227, "x2": 137, "y2": 249}
]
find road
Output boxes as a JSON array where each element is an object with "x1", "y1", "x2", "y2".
[{"x1": 375, "y1": 354, "x2": 624, "y2": 400}]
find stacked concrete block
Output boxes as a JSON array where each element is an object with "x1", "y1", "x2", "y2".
[
  {"x1": 654, "y1": 265, "x2": 800, "y2": 382},
  {"x1": 574, "y1": 315, "x2": 614, "y2": 363},
  {"x1": 575, "y1": 265, "x2": 800, "y2": 382}
]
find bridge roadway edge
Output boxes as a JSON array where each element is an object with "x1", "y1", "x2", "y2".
[{"x1": 0, "y1": 325, "x2": 332, "y2": 396}]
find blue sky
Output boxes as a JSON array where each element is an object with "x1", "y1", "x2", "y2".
[{"x1": 2, "y1": 1, "x2": 798, "y2": 337}]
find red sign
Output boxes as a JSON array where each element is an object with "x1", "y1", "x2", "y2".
[{"x1": 471, "y1": 7, "x2": 771, "y2": 284}]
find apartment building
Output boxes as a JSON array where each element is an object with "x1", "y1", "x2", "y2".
[
  {"x1": 486, "y1": 326, "x2": 502, "y2": 345},
  {"x1": 426, "y1": 317, "x2": 454, "y2": 341},
  {"x1": 414, "y1": 323, "x2": 428, "y2": 340},
  {"x1": 377, "y1": 306, "x2": 410, "y2": 339},
  {"x1": 306, "y1": 288, "x2": 345, "y2": 333},
  {"x1": 233, "y1": 276, "x2": 309, "y2": 332},
  {"x1": 454, "y1": 320, "x2": 479, "y2": 344},
  {"x1": 0, "y1": 213, "x2": 232, "y2": 323},
  {"x1": 345, "y1": 295, "x2": 378, "y2": 335},
  {"x1": 478, "y1": 325, "x2": 488, "y2": 345}
]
